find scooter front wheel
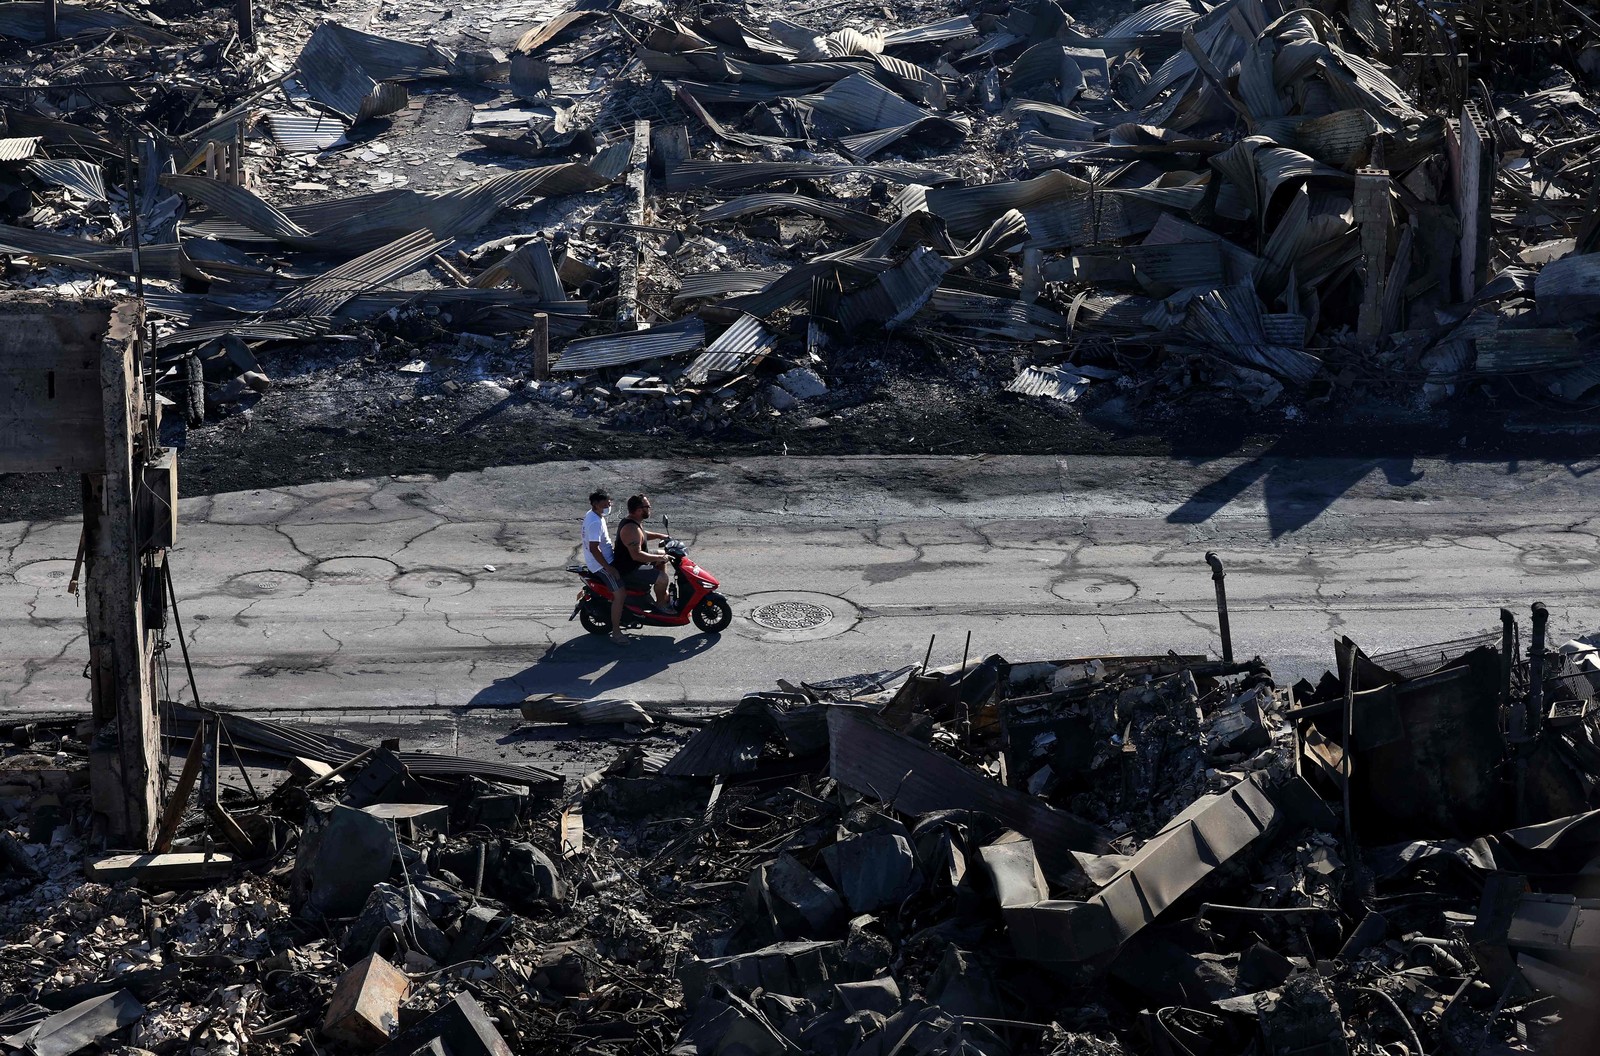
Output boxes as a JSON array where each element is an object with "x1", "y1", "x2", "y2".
[
  {"x1": 579, "y1": 604, "x2": 611, "y2": 635},
  {"x1": 692, "y1": 593, "x2": 733, "y2": 634}
]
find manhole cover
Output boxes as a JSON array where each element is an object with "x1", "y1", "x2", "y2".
[{"x1": 749, "y1": 600, "x2": 833, "y2": 631}]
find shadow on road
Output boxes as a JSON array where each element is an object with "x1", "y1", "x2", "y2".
[
  {"x1": 467, "y1": 629, "x2": 721, "y2": 705},
  {"x1": 1167, "y1": 439, "x2": 1423, "y2": 538}
]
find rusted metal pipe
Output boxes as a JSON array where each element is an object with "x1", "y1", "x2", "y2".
[
  {"x1": 1528, "y1": 602, "x2": 1548, "y2": 739},
  {"x1": 1205, "y1": 552, "x2": 1232, "y2": 664}
]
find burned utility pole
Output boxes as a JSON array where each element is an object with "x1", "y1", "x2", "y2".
[{"x1": 0, "y1": 296, "x2": 174, "y2": 849}]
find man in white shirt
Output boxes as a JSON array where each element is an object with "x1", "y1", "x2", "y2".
[{"x1": 582, "y1": 490, "x2": 628, "y2": 644}]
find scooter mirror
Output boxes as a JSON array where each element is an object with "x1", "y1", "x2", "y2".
[{"x1": 663, "y1": 516, "x2": 670, "y2": 533}]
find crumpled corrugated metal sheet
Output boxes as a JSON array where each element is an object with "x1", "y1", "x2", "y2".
[
  {"x1": 919, "y1": 291, "x2": 1072, "y2": 342},
  {"x1": 882, "y1": 15, "x2": 976, "y2": 47},
  {"x1": 947, "y1": 209, "x2": 1029, "y2": 266},
  {"x1": 162, "y1": 174, "x2": 315, "y2": 245},
  {"x1": 923, "y1": 169, "x2": 1086, "y2": 240},
  {"x1": 725, "y1": 57, "x2": 870, "y2": 88},
  {"x1": 1010, "y1": 101, "x2": 1100, "y2": 139},
  {"x1": 269, "y1": 229, "x2": 448, "y2": 319},
  {"x1": 0, "y1": 223, "x2": 182, "y2": 279},
  {"x1": 0, "y1": 106, "x2": 114, "y2": 153},
  {"x1": 801, "y1": 73, "x2": 971, "y2": 159},
  {"x1": 1474, "y1": 327, "x2": 1585, "y2": 373},
  {"x1": 639, "y1": 49, "x2": 738, "y2": 80},
  {"x1": 721, "y1": 257, "x2": 894, "y2": 318},
  {"x1": 554, "y1": 318, "x2": 707, "y2": 372},
  {"x1": 674, "y1": 87, "x2": 804, "y2": 149},
  {"x1": 263, "y1": 112, "x2": 349, "y2": 153},
  {"x1": 26, "y1": 159, "x2": 106, "y2": 201},
  {"x1": 686, "y1": 314, "x2": 777, "y2": 384},
  {"x1": 515, "y1": 8, "x2": 605, "y2": 54},
  {"x1": 0, "y1": 136, "x2": 40, "y2": 162},
  {"x1": 143, "y1": 290, "x2": 274, "y2": 323},
  {"x1": 1166, "y1": 284, "x2": 1323, "y2": 385},
  {"x1": 1534, "y1": 253, "x2": 1600, "y2": 324},
  {"x1": 672, "y1": 80, "x2": 792, "y2": 105},
  {"x1": 871, "y1": 53, "x2": 948, "y2": 110},
  {"x1": 700, "y1": 193, "x2": 887, "y2": 239},
  {"x1": 1098, "y1": 0, "x2": 1205, "y2": 45},
  {"x1": 315, "y1": 21, "x2": 458, "y2": 80},
  {"x1": 155, "y1": 318, "x2": 333, "y2": 350},
  {"x1": 767, "y1": 19, "x2": 883, "y2": 62},
  {"x1": 173, "y1": 165, "x2": 610, "y2": 253},
  {"x1": 295, "y1": 24, "x2": 409, "y2": 123},
  {"x1": 836, "y1": 246, "x2": 951, "y2": 332},
  {"x1": 674, "y1": 270, "x2": 784, "y2": 302},
  {"x1": 1005, "y1": 365, "x2": 1094, "y2": 401}
]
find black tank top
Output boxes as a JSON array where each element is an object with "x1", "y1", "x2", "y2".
[{"x1": 612, "y1": 517, "x2": 643, "y2": 575}]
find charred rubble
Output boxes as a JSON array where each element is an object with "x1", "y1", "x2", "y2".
[
  {"x1": 4, "y1": 0, "x2": 1600, "y2": 440},
  {"x1": 3, "y1": 612, "x2": 1598, "y2": 1055}
]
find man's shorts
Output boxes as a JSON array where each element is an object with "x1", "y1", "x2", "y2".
[
  {"x1": 594, "y1": 565, "x2": 624, "y2": 591},
  {"x1": 622, "y1": 566, "x2": 658, "y2": 589}
]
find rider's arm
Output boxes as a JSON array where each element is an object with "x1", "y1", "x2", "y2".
[
  {"x1": 621, "y1": 526, "x2": 669, "y2": 564},
  {"x1": 645, "y1": 529, "x2": 669, "y2": 541},
  {"x1": 588, "y1": 541, "x2": 609, "y2": 565}
]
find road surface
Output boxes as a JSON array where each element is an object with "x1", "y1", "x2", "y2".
[{"x1": 4, "y1": 454, "x2": 1598, "y2": 719}]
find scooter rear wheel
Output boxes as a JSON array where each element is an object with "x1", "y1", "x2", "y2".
[
  {"x1": 692, "y1": 593, "x2": 733, "y2": 633},
  {"x1": 579, "y1": 606, "x2": 611, "y2": 635}
]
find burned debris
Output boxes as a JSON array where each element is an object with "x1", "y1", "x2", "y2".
[
  {"x1": 6, "y1": 0, "x2": 1600, "y2": 446},
  {"x1": 4, "y1": 603, "x2": 1598, "y2": 1055}
]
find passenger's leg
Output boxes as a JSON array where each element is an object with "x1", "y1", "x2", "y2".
[{"x1": 606, "y1": 568, "x2": 627, "y2": 641}]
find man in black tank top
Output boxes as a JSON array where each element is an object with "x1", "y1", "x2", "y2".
[{"x1": 614, "y1": 494, "x2": 675, "y2": 617}]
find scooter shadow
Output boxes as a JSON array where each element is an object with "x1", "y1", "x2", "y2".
[{"x1": 466, "y1": 629, "x2": 722, "y2": 704}]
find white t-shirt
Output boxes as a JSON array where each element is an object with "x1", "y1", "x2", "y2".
[{"x1": 582, "y1": 510, "x2": 613, "y2": 573}]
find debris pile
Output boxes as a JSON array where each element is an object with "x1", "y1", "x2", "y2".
[
  {"x1": 6, "y1": 0, "x2": 1600, "y2": 439},
  {"x1": 4, "y1": 614, "x2": 1598, "y2": 1054}
]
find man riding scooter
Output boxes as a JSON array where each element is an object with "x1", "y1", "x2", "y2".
[
  {"x1": 610, "y1": 494, "x2": 675, "y2": 638},
  {"x1": 569, "y1": 496, "x2": 733, "y2": 638}
]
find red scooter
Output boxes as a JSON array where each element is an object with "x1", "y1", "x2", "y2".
[{"x1": 569, "y1": 524, "x2": 733, "y2": 635}]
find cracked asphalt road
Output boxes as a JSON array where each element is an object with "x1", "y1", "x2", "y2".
[{"x1": 4, "y1": 454, "x2": 1600, "y2": 719}]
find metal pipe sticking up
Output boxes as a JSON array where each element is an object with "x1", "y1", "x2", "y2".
[
  {"x1": 1500, "y1": 608, "x2": 1518, "y2": 734},
  {"x1": 1205, "y1": 552, "x2": 1233, "y2": 664},
  {"x1": 1528, "y1": 602, "x2": 1548, "y2": 740}
]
